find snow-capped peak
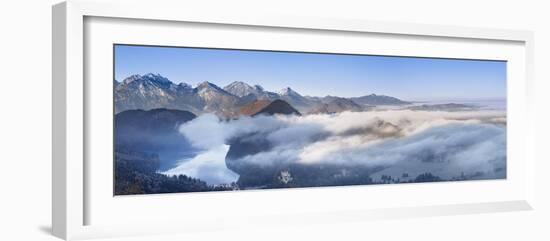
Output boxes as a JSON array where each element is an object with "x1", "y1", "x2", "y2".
[
  {"x1": 121, "y1": 73, "x2": 173, "y2": 86},
  {"x1": 224, "y1": 81, "x2": 252, "y2": 90},
  {"x1": 196, "y1": 81, "x2": 213, "y2": 88},
  {"x1": 223, "y1": 81, "x2": 262, "y2": 97},
  {"x1": 226, "y1": 81, "x2": 249, "y2": 87},
  {"x1": 196, "y1": 81, "x2": 225, "y2": 93},
  {"x1": 142, "y1": 73, "x2": 172, "y2": 84},
  {"x1": 122, "y1": 74, "x2": 142, "y2": 84}
]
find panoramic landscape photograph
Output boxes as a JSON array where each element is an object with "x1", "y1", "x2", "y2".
[{"x1": 113, "y1": 44, "x2": 507, "y2": 195}]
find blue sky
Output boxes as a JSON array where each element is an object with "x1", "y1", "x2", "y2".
[{"x1": 114, "y1": 44, "x2": 506, "y2": 101}]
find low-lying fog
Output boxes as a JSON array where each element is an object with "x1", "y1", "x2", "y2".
[{"x1": 162, "y1": 109, "x2": 506, "y2": 186}]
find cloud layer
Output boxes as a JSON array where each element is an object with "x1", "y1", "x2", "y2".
[{"x1": 164, "y1": 110, "x2": 506, "y2": 184}]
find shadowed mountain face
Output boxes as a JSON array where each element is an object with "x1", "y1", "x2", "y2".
[
  {"x1": 237, "y1": 99, "x2": 302, "y2": 116},
  {"x1": 115, "y1": 108, "x2": 197, "y2": 170},
  {"x1": 115, "y1": 74, "x2": 410, "y2": 116},
  {"x1": 309, "y1": 97, "x2": 363, "y2": 114},
  {"x1": 351, "y1": 94, "x2": 411, "y2": 106},
  {"x1": 239, "y1": 99, "x2": 272, "y2": 116},
  {"x1": 252, "y1": 99, "x2": 301, "y2": 116}
]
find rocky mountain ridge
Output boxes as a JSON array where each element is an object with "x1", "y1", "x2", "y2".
[{"x1": 115, "y1": 73, "x2": 411, "y2": 116}]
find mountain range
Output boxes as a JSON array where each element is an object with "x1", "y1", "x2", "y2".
[{"x1": 114, "y1": 73, "x2": 411, "y2": 116}]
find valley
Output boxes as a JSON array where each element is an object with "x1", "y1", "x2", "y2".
[{"x1": 114, "y1": 73, "x2": 506, "y2": 195}]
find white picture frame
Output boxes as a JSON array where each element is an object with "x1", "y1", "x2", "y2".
[{"x1": 52, "y1": 0, "x2": 535, "y2": 240}]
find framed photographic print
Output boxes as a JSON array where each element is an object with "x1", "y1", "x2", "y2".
[
  {"x1": 53, "y1": 0, "x2": 535, "y2": 240},
  {"x1": 113, "y1": 44, "x2": 508, "y2": 195}
]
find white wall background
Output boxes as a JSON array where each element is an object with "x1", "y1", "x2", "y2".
[{"x1": 0, "y1": 0, "x2": 548, "y2": 240}]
